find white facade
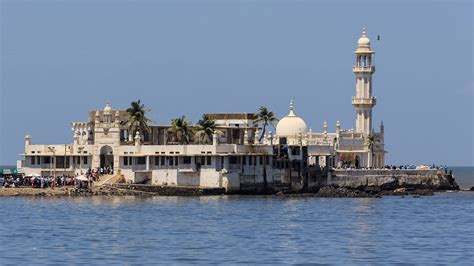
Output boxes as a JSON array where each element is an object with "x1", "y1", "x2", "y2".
[{"x1": 20, "y1": 29, "x2": 386, "y2": 190}]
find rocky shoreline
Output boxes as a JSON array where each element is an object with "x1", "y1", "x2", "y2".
[{"x1": 0, "y1": 184, "x2": 467, "y2": 198}]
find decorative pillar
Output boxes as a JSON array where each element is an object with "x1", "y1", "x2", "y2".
[
  {"x1": 146, "y1": 156, "x2": 150, "y2": 171},
  {"x1": 213, "y1": 131, "x2": 218, "y2": 146},
  {"x1": 323, "y1": 121, "x2": 328, "y2": 140},
  {"x1": 244, "y1": 130, "x2": 249, "y2": 145},
  {"x1": 95, "y1": 111, "x2": 100, "y2": 126},
  {"x1": 135, "y1": 131, "x2": 141, "y2": 153},
  {"x1": 115, "y1": 111, "x2": 120, "y2": 124},
  {"x1": 254, "y1": 129, "x2": 260, "y2": 145},
  {"x1": 307, "y1": 128, "x2": 312, "y2": 145}
]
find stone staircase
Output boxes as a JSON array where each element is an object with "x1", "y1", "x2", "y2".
[{"x1": 94, "y1": 173, "x2": 125, "y2": 187}]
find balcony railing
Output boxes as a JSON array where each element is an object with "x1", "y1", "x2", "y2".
[
  {"x1": 351, "y1": 97, "x2": 376, "y2": 105},
  {"x1": 352, "y1": 66, "x2": 375, "y2": 72}
]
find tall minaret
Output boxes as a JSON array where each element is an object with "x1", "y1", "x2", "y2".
[{"x1": 352, "y1": 28, "x2": 376, "y2": 135}]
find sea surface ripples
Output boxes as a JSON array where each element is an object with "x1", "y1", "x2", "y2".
[{"x1": 1, "y1": 193, "x2": 474, "y2": 264}]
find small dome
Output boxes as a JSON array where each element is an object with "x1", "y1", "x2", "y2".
[
  {"x1": 276, "y1": 98, "x2": 308, "y2": 137},
  {"x1": 357, "y1": 28, "x2": 371, "y2": 48},
  {"x1": 103, "y1": 102, "x2": 112, "y2": 114}
]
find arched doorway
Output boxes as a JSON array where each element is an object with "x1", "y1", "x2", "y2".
[{"x1": 100, "y1": 145, "x2": 114, "y2": 169}]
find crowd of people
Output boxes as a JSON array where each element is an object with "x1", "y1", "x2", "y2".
[{"x1": 1, "y1": 167, "x2": 114, "y2": 188}]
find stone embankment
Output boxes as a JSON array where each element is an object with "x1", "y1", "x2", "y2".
[
  {"x1": 0, "y1": 170, "x2": 461, "y2": 198},
  {"x1": 0, "y1": 185, "x2": 226, "y2": 197},
  {"x1": 281, "y1": 169, "x2": 460, "y2": 197},
  {"x1": 0, "y1": 187, "x2": 69, "y2": 197},
  {"x1": 97, "y1": 184, "x2": 226, "y2": 196},
  {"x1": 275, "y1": 186, "x2": 437, "y2": 198},
  {"x1": 328, "y1": 169, "x2": 459, "y2": 191}
]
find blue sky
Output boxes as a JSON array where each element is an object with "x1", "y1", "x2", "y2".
[{"x1": 1, "y1": 0, "x2": 472, "y2": 166}]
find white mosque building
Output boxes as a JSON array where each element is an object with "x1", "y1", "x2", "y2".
[{"x1": 19, "y1": 29, "x2": 386, "y2": 189}]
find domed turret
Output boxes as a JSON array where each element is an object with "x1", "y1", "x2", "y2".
[
  {"x1": 357, "y1": 28, "x2": 370, "y2": 47},
  {"x1": 103, "y1": 102, "x2": 112, "y2": 114},
  {"x1": 276, "y1": 98, "x2": 308, "y2": 137},
  {"x1": 355, "y1": 28, "x2": 374, "y2": 54}
]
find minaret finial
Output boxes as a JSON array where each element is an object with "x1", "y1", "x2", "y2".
[
  {"x1": 289, "y1": 97, "x2": 295, "y2": 116},
  {"x1": 362, "y1": 27, "x2": 366, "y2": 36}
]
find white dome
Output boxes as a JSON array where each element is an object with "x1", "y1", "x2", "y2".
[
  {"x1": 276, "y1": 99, "x2": 308, "y2": 136},
  {"x1": 357, "y1": 29, "x2": 371, "y2": 47},
  {"x1": 103, "y1": 103, "x2": 112, "y2": 114}
]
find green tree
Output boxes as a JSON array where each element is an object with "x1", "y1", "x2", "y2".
[
  {"x1": 125, "y1": 100, "x2": 153, "y2": 138},
  {"x1": 253, "y1": 106, "x2": 279, "y2": 142},
  {"x1": 194, "y1": 114, "x2": 222, "y2": 144},
  {"x1": 167, "y1": 116, "x2": 194, "y2": 144},
  {"x1": 365, "y1": 133, "x2": 380, "y2": 167}
]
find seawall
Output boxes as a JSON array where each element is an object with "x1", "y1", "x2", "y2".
[
  {"x1": 0, "y1": 169, "x2": 459, "y2": 197},
  {"x1": 236, "y1": 168, "x2": 459, "y2": 194}
]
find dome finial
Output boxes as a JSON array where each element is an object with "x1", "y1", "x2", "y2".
[
  {"x1": 289, "y1": 97, "x2": 295, "y2": 116},
  {"x1": 362, "y1": 27, "x2": 367, "y2": 36}
]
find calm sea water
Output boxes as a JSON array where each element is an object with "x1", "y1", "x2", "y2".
[{"x1": 1, "y1": 193, "x2": 474, "y2": 264}]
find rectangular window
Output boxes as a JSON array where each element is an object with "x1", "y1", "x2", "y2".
[
  {"x1": 232, "y1": 129, "x2": 240, "y2": 142},
  {"x1": 161, "y1": 157, "x2": 166, "y2": 166},
  {"x1": 242, "y1": 156, "x2": 246, "y2": 165},
  {"x1": 259, "y1": 156, "x2": 263, "y2": 165},
  {"x1": 200, "y1": 156, "x2": 205, "y2": 165},
  {"x1": 206, "y1": 156, "x2": 212, "y2": 166},
  {"x1": 31, "y1": 156, "x2": 35, "y2": 165},
  {"x1": 229, "y1": 156, "x2": 238, "y2": 164},
  {"x1": 43, "y1": 156, "x2": 51, "y2": 164},
  {"x1": 174, "y1": 157, "x2": 178, "y2": 166},
  {"x1": 56, "y1": 157, "x2": 64, "y2": 168},
  {"x1": 83, "y1": 156, "x2": 88, "y2": 165},
  {"x1": 154, "y1": 157, "x2": 160, "y2": 165},
  {"x1": 183, "y1": 156, "x2": 191, "y2": 164},
  {"x1": 124, "y1": 157, "x2": 129, "y2": 166},
  {"x1": 137, "y1": 157, "x2": 146, "y2": 165}
]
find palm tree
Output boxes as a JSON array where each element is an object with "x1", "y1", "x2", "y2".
[
  {"x1": 167, "y1": 116, "x2": 194, "y2": 144},
  {"x1": 365, "y1": 133, "x2": 380, "y2": 168},
  {"x1": 194, "y1": 114, "x2": 222, "y2": 144},
  {"x1": 125, "y1": 100, "x2": 153, "y2": 139},
  {"x1": 253, "y1": 106, "x2": 279, "y2": 142}
]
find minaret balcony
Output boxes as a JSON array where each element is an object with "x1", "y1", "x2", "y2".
[
  {"x1": 352, "y1": 65, "x2": 375, "y2": 73},
  {"x1": 352, "y1": 97, "x2": 376, "y2": 106}
]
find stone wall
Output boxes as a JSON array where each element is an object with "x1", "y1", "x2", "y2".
[
  {"x1": 328, "y1": 169, "x2": 458, "y2": 190},
  {"x1": 228, "y1": 168, "x2": 458, "y2": 193}
]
